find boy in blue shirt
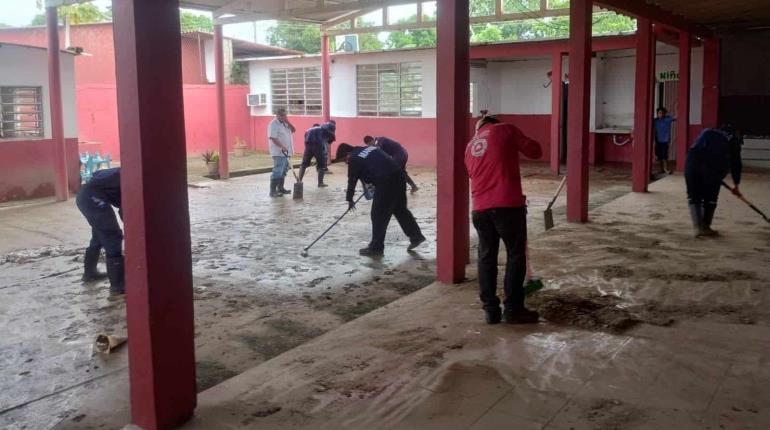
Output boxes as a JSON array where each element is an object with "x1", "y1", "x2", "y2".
[{"x1": 653, "y1": 107, "x2": 676, "y2": 173}]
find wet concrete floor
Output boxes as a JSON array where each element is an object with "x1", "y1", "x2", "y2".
[
  {"x1": 178, "y1": 170, "x2": 770, "y2": 430},
  {"x1": 0, "y1": 163, "x2": 630, "y2": 429}
]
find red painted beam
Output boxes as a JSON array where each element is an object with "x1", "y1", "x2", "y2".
[
  {"x1": 632, "y1": 17, "x2": 654, "y2": 192},
  {"x1": 112, "y1": 1, "x2": 197, "y2": 429},
  {"x1": 596, "y1": 0, "x2": 710, "y2": 38},
  {"x1": 469, "y1": 34, "x2": 635, "y2": 59},
  {"x1": 436, "y1": 0, "x2": 470, "y2": 283},
  {"x1": 566, "y1": 0, "x2": 591, "y2": 223},
  {"x1": 550, "y1": 52, "x2": 563, "y2": 175},
  {"x1": 702, "y1": 38, "x2": 720, "y2": 128},
  {"x1": 675, "y1": 31, "x2": 691, "y2": 172},
  {"x1": 214, "y1": 24, "x2": 229, "y2": 179},
  {"x1": 321, "y1": 33, "x2": 331, "y2": 123},
  {"x1": 46, "y1": 7, "x2": 68, "y2": 201}
]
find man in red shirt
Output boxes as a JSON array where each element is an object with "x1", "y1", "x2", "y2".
[{"x1": 465, "y1": 115, "x2": 542, "y2": 324}]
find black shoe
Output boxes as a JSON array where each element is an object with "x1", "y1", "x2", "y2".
[
  {"x1": 82, "y1": 248, "x2": 107, "y2": 282},
  {"x1": 410, "y1": 186, "x2": 419, "y2": 193},
  {"x1": 318, "y1": 183, "x2": 328, "y2": 188},
  {"x1": 503, "y1": 308, "x2": 540, "y2": 324},
  {"x1": 278, "y1": 178, "x2": 291, "y2": 194},
  {"x1": 407, "y1": 235, "x2": 426, "y2": 251},
  {"x1": 359, "y1": 247, "x2": 384, "y2": 257},
  {"x1": 106, "y1": 256, "x2": 125, "y2": 295},
  {"x1": 484, "y1": 306, "x2": 502, "y2": 325}
]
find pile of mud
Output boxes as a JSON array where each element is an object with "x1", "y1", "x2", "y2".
[
  {"x1": 0, "y1": 245, "x2": 81, "y2": 265},
  {"x1": 527, "y1": 290, "x2": 640, "y2": 334}
]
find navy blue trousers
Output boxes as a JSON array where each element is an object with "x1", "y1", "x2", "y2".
[{"x1": 76, "y1": 188, "x2": 123, "y2": 258}]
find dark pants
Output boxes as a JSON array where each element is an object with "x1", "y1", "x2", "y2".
[
  {"x1": 76, "y1": 188, "x2": 123, "y2": 258},
  {"x1": 655, "y1": 139, "x2": 670, "y2": 161},
  {"x1": 392, "y1": 153, "x2": 417, "y2": 189},
  {"x1": 370, "y1": 171, "x2": 422, "y2": 251},
  {"x1": 472, "y1": 207, "x2": 527, "y2": 311},
  {"x1": 685, "y1": 156, "x2": 721, "y2": 206},
  {"x1": 301, "y1": 142, "x2": 326, "y2": 171}
]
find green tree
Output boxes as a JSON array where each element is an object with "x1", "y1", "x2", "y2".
[
  {"x1": 30, "y1": 3, "x2": 109, "y2": 26},
  {"x1": 267, "y1": 21, "x2": 321, "y2": 53},
  {"x1": 179, "y1": 11, "x2": 213, "y2": 33},
  {"x1": 358, "y1": 33, "x2": 384, "y2": 51}
]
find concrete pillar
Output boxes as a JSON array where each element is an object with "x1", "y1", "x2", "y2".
[
  {"x1": 46, "y1": 7, "x2": 68, "y2": 201},
  {"x1": 321, "y1": 32, "x2": 331, "y2": 123},
  {"x1": 566, "y1": 0, "x2": 591, "y2": 222},
  {"x1": 702, "y1": 37, "x2": 720, "y2": 128},
  {"x1": 112, "y1": 0, "x2": 196, "y2": 428},
  {"x1": 436, "y1": 0, "x2": 470, "y2": 283},
  {"x1": 215, "y1": 24, "x2": 229, "y2": 179},
  {"x1": 632, "y1": 17, "x2": 654, "y2": 192},
  {"x1": 550, "y1": 51, "x2": 563, "y2": 175},
  {"x1": 675, "y1": 31, "x2": 691, "y2": 172}
]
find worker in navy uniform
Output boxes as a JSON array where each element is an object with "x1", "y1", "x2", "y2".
[
  {"x1": 363, "y1": 135, "x2": 418, "y2": 193},
  {"x1": 336, "y1": 143, "x2": 426, "y2": 257},
  {"x1": 684, "y1": 125, "x2": 743, "y2": 238},
  {"x1": 76, "y1": 167, "x2": 125, "y2": 296},
  {"x1": 299, "y1": 122, "x2": 335, "y2": 187},
  {"x1": 321, "y1": 120, "x2": 336, "y2": 174}
]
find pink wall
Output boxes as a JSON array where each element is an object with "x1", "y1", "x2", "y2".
[
  {"x1": 76, "y1": 84, "x2": 252, "y2": 159},
  {"x1": 0, "y1": 138, "x2": 80, "y2": 202},
  {"x1": 250, "y1": 114, "x2": 551, "y2": 167}
]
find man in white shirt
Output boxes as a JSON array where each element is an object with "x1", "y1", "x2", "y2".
[{"x1": 268, "y1": 107, "x2": 296, "y2": 197}]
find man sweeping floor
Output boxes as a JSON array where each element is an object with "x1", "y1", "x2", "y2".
[
  {"x1": 465, "y1": 114, "x2": 542, "y2": 325},
  {"x1": 363, "y1": 135, "x2": 419, "y2": 193},
  {"x1": 336, "y1": 143, "x2": 425, "y2": 257}
]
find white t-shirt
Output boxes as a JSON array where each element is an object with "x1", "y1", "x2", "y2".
[{"x1": 268, "y1": 118, "x2": 294, "y2": 157}]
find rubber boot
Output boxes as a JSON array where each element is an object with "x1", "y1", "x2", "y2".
[
  {"x1": 82, "y1": 247, "x2": 107, "y2": 282},
  {"x1": 484, "y1": 305, "x2": 502, "y2": 325},
  {"x1": 106, "y1": 256, "x2": 125, "y2": 296},
  {"x1": 503, "y1": 307, "x2": 540, "y2": 324},
  {"x1": 318, "y1": 169, "x2": 328, "y2": 188},
  {"x1": 702, "y1": 203, "x2": 719, "y2": 236},
  {"x1": 269, "y1": 179, "x2": 281, "y2": 197},
  {"x1": 279, "y1": 178, "x2": 291, "y2": 194},
  {"x1": 298, "y1": 166, "x2": 306, "y2": 183},
  {"x1": 689, "y1": 203, "x2": 706, "y2": 237}
]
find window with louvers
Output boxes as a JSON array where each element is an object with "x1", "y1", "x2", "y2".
[
  {"x1": 0, "y1": 86, "x2": 44, "y2": 139},
  {"x1": 270, "y1": 67, "x2": 322, "y2": 116},
  {"x1": 356, "y1": 62, "x2": 422, "y2": 117}
]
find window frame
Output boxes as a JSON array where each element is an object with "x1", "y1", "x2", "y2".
[
  {"x1": 0, "y1": 86, "x2": 44, "y2": 139},
  {"x1": 269, "y1": 66, "x2": 322, "y2": 116},
  {"x1": 356, "y1": 62, "x2": 423, "y2": 118}
]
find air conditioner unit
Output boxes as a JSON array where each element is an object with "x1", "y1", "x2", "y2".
[
  {"x1": 335, "y1": 34, "x2": 359, "y2": 52},
  {"x1": 247, "y1": 93, "x2": 267, "y2": 107}
]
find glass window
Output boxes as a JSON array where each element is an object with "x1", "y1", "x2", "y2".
[
  {"x1": 269, "y1": 67, "x2": 322, "y2": 116},
  {"x1": 0, "y1": 86, "x2": 44, "y2": 139},
  {"x1": 356, "y1": 62, "x2": 422, "y2": 117}
]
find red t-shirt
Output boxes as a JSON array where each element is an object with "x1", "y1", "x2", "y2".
[{"x1": 464, "y1": 123, "x2": 542, "y2": 211}]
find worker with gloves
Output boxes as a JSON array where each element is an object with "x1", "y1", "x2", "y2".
[
  {"x1": 336, "y1": 143, "x2": 426, "y2": 257},
  {"x1": 299, "y1": 122, "x2": 335, "y2": 187},
  {"x1": 465, "y1": 114, "x2": 542, "y2": 325},
  {"x1": 363, "y1": 135, "x2": 418, "y2": 193},
  {"x1": 76, "y1": 167, "x2": 125, "y2": 297},
  {"x1": 684, "y1": 125, "x2": 743, "y2": 237}
]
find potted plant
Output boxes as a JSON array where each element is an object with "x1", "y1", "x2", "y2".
[
  {"x1": 202, "y1": 150, "x2": 219, "y2": 176},
  {"x1": 233, "y1": 136, "x2": 247, "y2": 157}
]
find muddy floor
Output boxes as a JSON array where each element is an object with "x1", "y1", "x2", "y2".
[{"x1": 0, "y1": 163, "x2": 630, "y2": 429}]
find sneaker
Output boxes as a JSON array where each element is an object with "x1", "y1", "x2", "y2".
[
  {"x1": 407, "y1": 235, "x2": 426, "y2": 251},
  {"x1": 484, "y1": 306, "x2": 502, "y2": 324},
  {"x1": 359, "y1": 247, "x2": 384, "y2": 257},
  {"x1": 503, "y1": 308, "x2": 539, "y2": 324}
]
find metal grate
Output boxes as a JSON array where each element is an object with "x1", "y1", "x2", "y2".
[
  {"x1": 270, "y1": 67, "x2": 322, "y2": 116},
  {"x1": 0, "y1": 86, "x2": 44, "y2": 139},
  {"x1": 356, "y1": 62, "x2": 422, "y2": 117}
]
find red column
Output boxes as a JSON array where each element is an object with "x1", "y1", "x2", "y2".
[
  {"x1": 675, "y1": 31, "x2": 691, "y2": 172},
  {"x1": 436, "y1": 0, "x2": 470, "y2": 283},
  {"x1": 112, "y1": 1, "x2": 196, "y2": 429},
  {"x1": 214, "y1": 24, "x2": 229, "y2": 179},
  {"x1": 321, "y1": 33, "x2": 331, "y2": 123},
  {"x1": 46, "y1": 7, "x2": 68, "y2": 201},
  {"x1": 632, "y1": 17, "x2": 654, "y2": 192},
  {"x1": 550, "y1": 51, "x2": 563, "y2": 175},
  {"x1": 702, "y1": 38, "x2": 720, "y2": 128},
  {"x1": 566, "y1": 0, "x2": 591, "y2": 222}
]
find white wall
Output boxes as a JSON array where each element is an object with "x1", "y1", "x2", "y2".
[
  {"x1": 204, "y1": 38, "x2": 233, "y2": 83},
  {"x1": 0, "y1": 44, "x2": 77, "y2": 139},
  {"x1": 247, "y1": 43, "x2": 706, "y2": 125}
]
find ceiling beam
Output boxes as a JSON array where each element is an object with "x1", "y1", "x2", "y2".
[{"x1": 596, "y1": 0, "x2": 712, "y2": 37}]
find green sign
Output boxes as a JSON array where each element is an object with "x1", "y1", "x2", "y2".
[{"x1": 659, "y1": 70, "x2": 679, "y2": 81}]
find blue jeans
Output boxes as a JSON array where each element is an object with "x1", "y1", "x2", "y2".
[{"x1": 271, "y1": 156, "x2": 289, "y2": 180}]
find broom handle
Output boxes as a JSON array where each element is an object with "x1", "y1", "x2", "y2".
[
  {"x1": 546, "y1": 176, "x2": 567, "y2": 210},
  {"x1": 283, "y1": 151, "x2": 300, "y2": 182},
  {"x1": 721, "y1": 181, "x2": 770, "y2": 222},
  {"x1": 303, "y1": 193, "x2": 366, "y2": 252}
]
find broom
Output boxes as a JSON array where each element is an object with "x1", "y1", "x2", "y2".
[
  {"x1": 544, "y1": 176, "x2": 567, "y2": 231},
  {"x1": 524, "y1": 240, "x2": 545, "y2": 296}
]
